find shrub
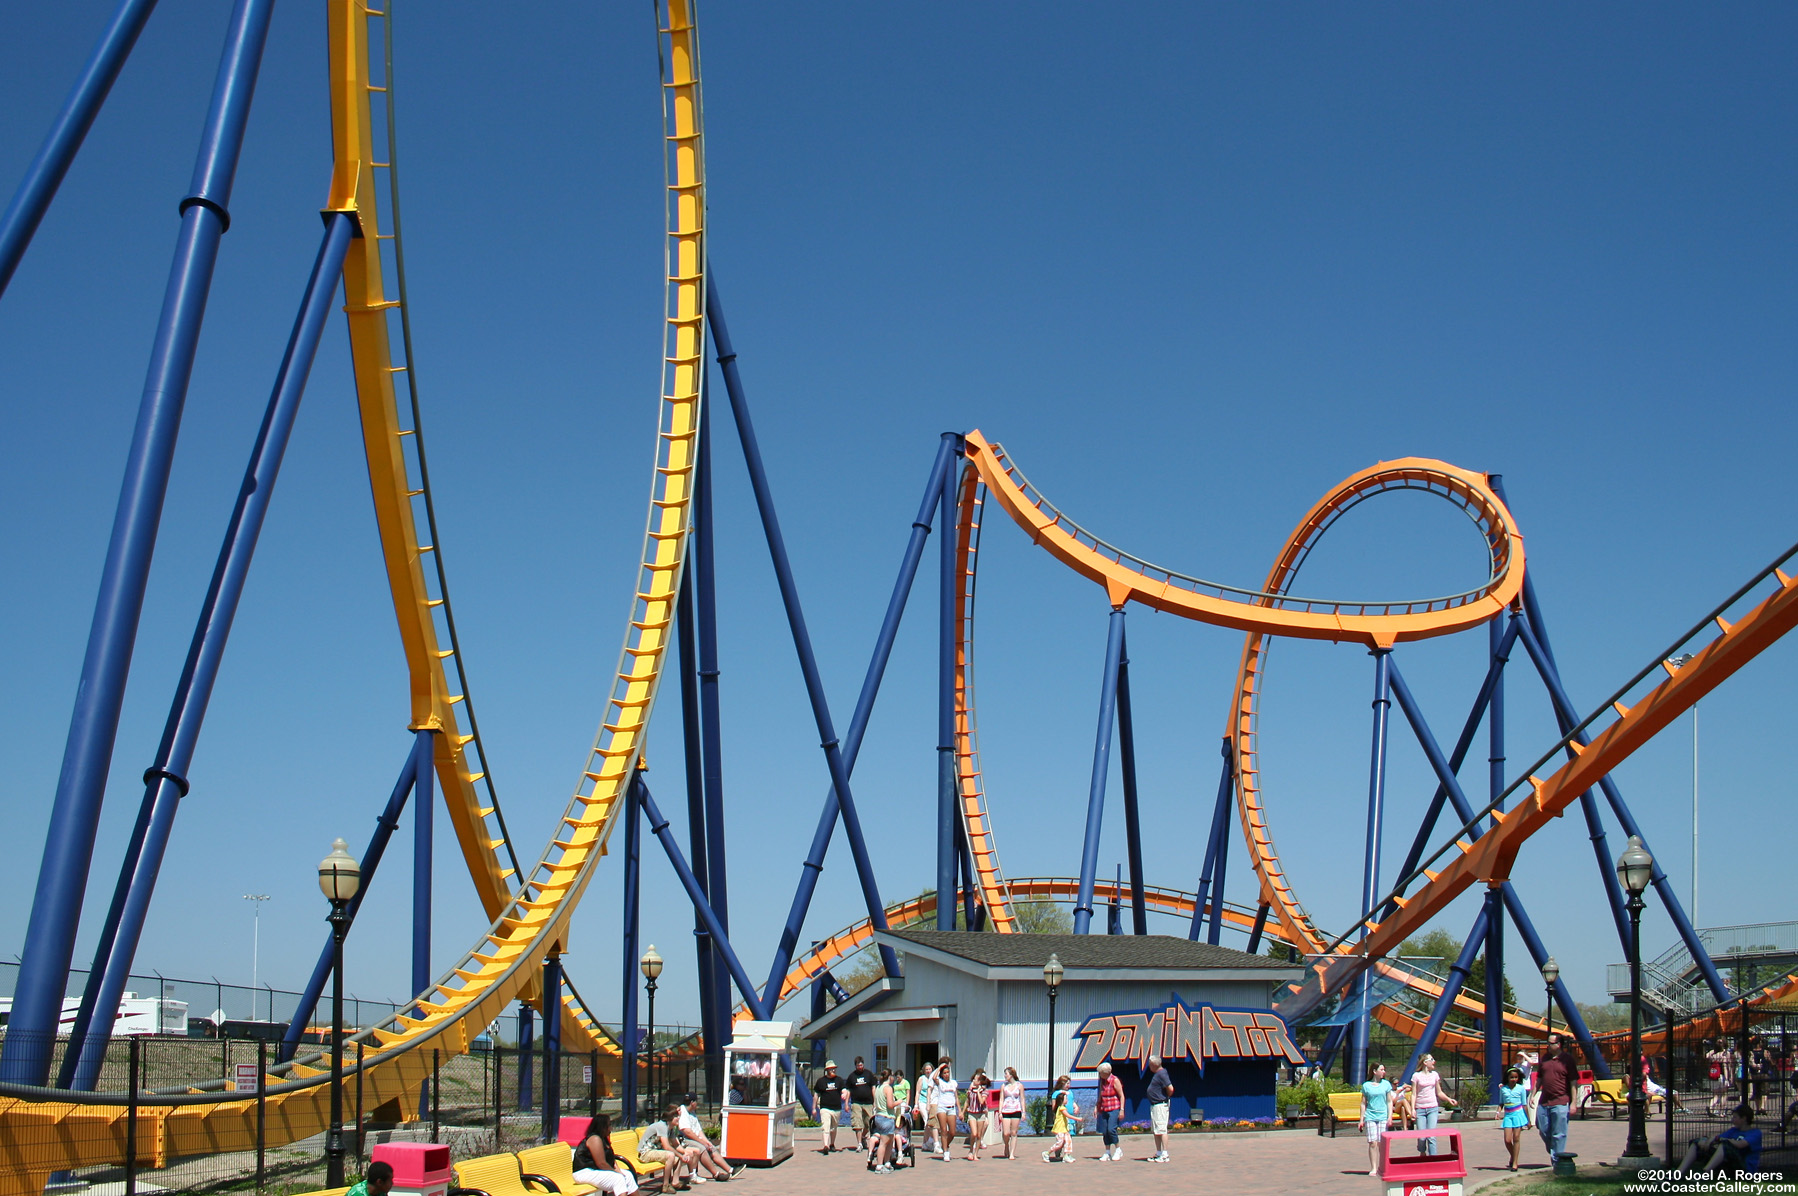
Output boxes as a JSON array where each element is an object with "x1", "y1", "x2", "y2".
[
  {"x1": 1277, "y1": 1073, "x2": 1355, "y2": 1113},
  {"x1": 1454, "y1": 1077, "x2": 1489, "y2": 1110},
  {"x1": 1027, "y1": 1095, "x2": 1053, "y2": 1136}
]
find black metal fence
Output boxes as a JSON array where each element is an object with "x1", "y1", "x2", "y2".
[{"x1": 0, "y1": 1035, "x2": 721, "y2": 1196}]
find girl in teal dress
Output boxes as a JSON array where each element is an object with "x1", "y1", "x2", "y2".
[{"x1": 1499, "y1": 1066, "x2": 1530, "y2": 1171}]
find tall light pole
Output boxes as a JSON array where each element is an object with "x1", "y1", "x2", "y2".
[
  {"x1": 1541, "y1": 956, "x2": 1559, "y2": 1050},
  {"x1": 1617, "y1": 836, "x2": 1655, "y2": 1161},
  {"x1": 244, "y1": 894, "x2": 270, "y2": 1020},
  {"x1": 318, "y1": 839, "x2": 361, "y2": 1187},
  {"x1": 1666, "y1": 654, "x2": 1697, "y2": 928},
  {"x1": 1043, "y1": 953, "x2": 1064, "y2": 1107},
  {"x1": 641, "y1": 945, "x2": 663, "y2": 1115}
]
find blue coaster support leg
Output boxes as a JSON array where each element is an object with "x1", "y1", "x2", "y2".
[
  {"x1": 620, "y1": 771, "x2": 642, "y2": 1123},
  {"x1": 695, "y1": 396, "x2": 733, "y2": 1072},
  {"x1": 1246, "y1": 903, "x2": 1271, "y2": 954},
  {"x1": 278, "y1": 738, "x2": 421, "y2": 1062},
  {"x1": 1485, "y1": 611, "x2": 1507, "y2": 1084},
  {"x1": 4, "y1": 0, "x2": 279, "y2": 1085},
  {"x1": 709, "y1": 280, "x2": 899, "y2": 979},
  {"x1": 517, "y1": 1004, "x2": 535, "y2": 1113},
  {"x1": 1189, "y1": 741, "x2": 1234, "y2": 941},
  {"x1": 758, "y1": 436, "x2": 955, "y2": 996},
  {"x1": 1115, "y1": 630, "x2": 1147, "y2": 935},
  {"x1": 676, "y1": 569, "x2": 720, "y2": 1101},
  {"x1": 541, "y1": 952, "x2": 561, "y2": 1142},
  {"x1": 938, "y1": 441, "x2": 962, "y2": 929},
  {"x1": 1350, "y1": 648, "x2": 1393, "y2": 1085},
  {"x1": 1207, "y1": 790, "x2": 1232, "y2": 946},
  {"x1": 0, "y1": 0, "x2": 161, "y2": 297},
  {"x1": 62, "y1": 212, "x2": 355, "y2": 1090},
  {"x1": 1073, "y1": 608, "x2": 1127, "y2": 935}
]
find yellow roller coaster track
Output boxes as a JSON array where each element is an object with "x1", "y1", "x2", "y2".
[{"x1": 0, "y1": 2, "x2": 705, "y2": 1189}]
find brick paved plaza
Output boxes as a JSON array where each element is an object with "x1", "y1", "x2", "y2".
[{"x1": 732, "y1": 1118, "x2": 1635, "y2": 1194}]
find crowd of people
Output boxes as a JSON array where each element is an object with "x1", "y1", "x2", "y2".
[{"x1": 809, "y1": 1053, "x2": 1182, "y2": 1171}]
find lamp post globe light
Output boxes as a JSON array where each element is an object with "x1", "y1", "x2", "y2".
[
  {"x1": 1616, "y1": 836, "x2": 1655, "y2": 1161},
  {"x1": 1541, "y1": 956, "x2": 1559, "y2": 1048},
  {"x1": 318, "y1": 838, "x2": 361, "y2": 1187},
  {"x1": 1043, "y1": 953, "x2": 1064, "y2": 1108},
  {"x1": 641, "y1": 945, "x2": 663, "y2": 1114}
]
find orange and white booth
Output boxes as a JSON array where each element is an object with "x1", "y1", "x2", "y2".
[{"x1": 720, "y1": 1020, "x2": 798, "y2": 1166}]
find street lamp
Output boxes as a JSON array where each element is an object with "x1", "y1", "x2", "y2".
[
  {"x1": 1043, "y1": 954, "x2": 1064, "y2": 1107},
  {"x1": 318, "y1": 839, "x2": 361, "y2": 1187},
  {"x1": 1665, "y1": 653, "x2": 1698, "y2": 929},
  {"x1": 244, "y1": 894, "x2": 270, "y2": 1020},
  {"x1": 1541, "y1": 956, "x2": 1559, "y2": 1048},
  {"x1": 641, "y1": 946, "x2": 663, "y2": 1114},
  {"x1": 1616, "y1": 836, "x2": 1655, "y2": 1160}
]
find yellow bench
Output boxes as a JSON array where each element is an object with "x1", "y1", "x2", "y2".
[
  {"x1": 517, "y1": 1143, "x2": 598, "y2": 1196},
  {"x1": 1582, "y1": 1078, "x2": 1665, "y2": 1119},
  {"x1": 452, "y1": 1154, "x2": 537, "y2": 1196},
  {"x1": 609, "y1": 1128, "x2": 646, "y2": 1175},
  {"x1": 1322, "y1": 1091, "x2": 1363, "y2": 1137}
]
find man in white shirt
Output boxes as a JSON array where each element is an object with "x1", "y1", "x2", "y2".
[{"x1": 677, "y1": 1094, "x2": 742, "y2": 1180}]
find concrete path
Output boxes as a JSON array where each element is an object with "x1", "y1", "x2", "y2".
[{"x1": 733, "y1": 1119, "x2": 1633, "y2": 1194}]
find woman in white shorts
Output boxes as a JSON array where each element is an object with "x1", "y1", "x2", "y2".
[{"x1": 1360, "y1": 1062, "x2": 1395, "y2": 1174}]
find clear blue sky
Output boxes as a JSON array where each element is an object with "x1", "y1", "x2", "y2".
[{"x1": 2, "y1": 2, "x2": 1794, "y2": 1030}]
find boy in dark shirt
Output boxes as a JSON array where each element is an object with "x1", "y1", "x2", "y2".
[
  {"x1": 813, "y1": 1061, "x2": 848, "y2": 1153},
  {"x1": 1676, "y1": 1104, "x2": 1762, "y2": 1177}
]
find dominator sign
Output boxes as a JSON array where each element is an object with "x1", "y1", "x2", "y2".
[{"x1": 1070, "y1": 997, "x2": 1307, "y2": 1072}]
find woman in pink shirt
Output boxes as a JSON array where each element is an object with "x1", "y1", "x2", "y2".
[
  {"x1": 997, "y1": 1068, "x2": 1026, "y2": 1159},
  {"x1": 1407, "y1": 1054, "x2": 1457, "y2": 1156}
]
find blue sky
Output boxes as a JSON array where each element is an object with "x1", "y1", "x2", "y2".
[{"x1": 1, "y1": 2, "x2": 1794, "y2": 1030}]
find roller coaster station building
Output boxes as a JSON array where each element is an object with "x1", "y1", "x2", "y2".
[{"x1": 798, "y1": 930, "x2": 1308, "y2": 1123}]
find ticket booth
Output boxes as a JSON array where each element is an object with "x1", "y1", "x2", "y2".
[{"x1": 721, "y1": 1020, "x2": 798, "y2": 1166}]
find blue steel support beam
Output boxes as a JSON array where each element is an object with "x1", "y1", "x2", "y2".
[
  {"x1": 1108, "y1": 865, "x2": 1124, "y2": 936},
  {"x1": 758, "y1": 436, "x2": 955, "y2": 999},
  {"x1": 955, "y1": 812, "x2": 978, "y2": 929},
  {"x1": 1382, "y1": 657, "x2": 1611, "y2": 1078},
  {"x1": 1485, "y1": 613, "x2": 1506, "y2": 1083},
  {"x1": 1207, "y1": 788, "x2": 1232, "y2": 946},
  {"x1": 676, "y1": 569, "x2": 720, "y2": 1101},
  {"x1": 4, "y1": 0, "x2": 278, "y2": 1085},
  {"x1": 1115, "y1": 631, "x2": 1148, "y2": 935},
  {"x1": 517, "y1": 1005, "x2": 535, "y2": 1112},
  {"x1": 938, "y1": 439, "x2": 962, "y2": 929},
  {"x1": 278, "y1": 740, "x2": 421, "y2": 1062},
  {"x1": 0, "y1": 0, "x2": 161, "y2": 298},
  {"x1": 1381, "y1": 617, "x2": 1523, "y2": 920},
  {"x1": 413, "y1": 728, "x2": 433, "y2": 1015},
  {"x1": 620, "y1": 774, "x2": 642, "y2": 1124},
  {"x1": 62, "y1": 213, "x2": 356, "y2": 1089},
  {"x1": 637, "y1": 781, "x2": 815, "y2": 1111},
  {"x1": 1189, "y1": 742, "x2": 1234, "y2": 941},
  {"x1": 695, "y1": 395, "x2": 733, "y2": 1055},
  {"x1": 1350, "y1": 648, "x2": 1393, "y2": 1085},
  {"x1": 541, "y1": 953, "x2": 561, "y2": 1141},
  {"x1": 1401, "y1": 902, "x2": 1493, "y2": 1083},
  {"x1": 1245, "y1": 903, "x2": 1271, "y2": 954},
  {"x1": 1512, "y1": 613, "x2": 1727, "y2": 1003},
  {"x1": 708, "y1": 282, "x2": 900, "y2": 980},
  {"x1": 1073, "y1": 608, "x2": 1127, "y2": 935}
]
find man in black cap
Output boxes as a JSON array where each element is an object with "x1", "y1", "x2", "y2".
[{"x1": 813, "y1": 1060, "x2": 848, "y2": 1153}]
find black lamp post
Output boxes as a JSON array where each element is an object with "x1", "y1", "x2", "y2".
[
  {"x1": 1617, "y1": 836, "x2": 1655, "y2": 1160},
  {"x1": 319, "y1": 838, "x2": 361, "y2": 1187},
  {"x1": 641, "y1": 945, "x2": 663, "y2": 1114},
  {"x1": 1043, "y1": 953, "x2": 1064, "y2": 1109},
  {"x1": 1541, "y1": 956, "x2": 1559, "y2": 1049}
]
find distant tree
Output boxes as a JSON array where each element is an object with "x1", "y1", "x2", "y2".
[
  {"x1": 1576, "y1": 1002, "x2": 1629, "y2": 1032},
  {"x1": 1010, "y1": 900, "x2": 1073, "y2": 935}
]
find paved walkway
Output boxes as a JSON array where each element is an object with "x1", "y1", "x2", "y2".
[{"x1": 733, "y1": 1119, "x2": 1633, "y2": 1195}]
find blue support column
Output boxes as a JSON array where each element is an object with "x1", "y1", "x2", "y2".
[
  {"x1": 708, "y1": 281, "x2": 899, "y2": 980},
  {"x1": 937, "y1": 441, "x2": 962, "y2": 929},
  {"x1": 1073, "y1": 608, "x2": 1128, "y2": 935},
  {"x1": 1382, "y1": 617, "x2": 1523, "y2": 919},
  {"x1": 759, "y1": 437, "x2": 955, "y2": 1003},
  {"x1": 0, "y1": 0, "x2": 161, "y2": 298},
  {"x1": 954, "y1": 811, "x2": 978, "y2": 929},
  {"x1": 1107, "y1": 865, "x2": 1124, "y2": 936},
  {"x1": 61, "y1": 213, "x2": 356, "y2": 1089},
  {"x1": 4, "y1": 0, "x2": 279, "y2": 1085},
  {"x1": 1207, "y1": 794, "x2": 1232, "y2": 946},
  {"x1": 541, "y1": 953, "x2": 561, "y2": 1142},
  {"x1": 1189, "y1": 741, "x2": 1234, "y2": 941},
  {"x1": 413, "y1": 729, "x2": 434, "y2": 1010},
  {"x1": 517, "y1": 1004, "x2": 535, "y2": 1112},
  {"x1": 1246, "y1": 903, "x2": 1271, "y2": 954},
  {"x1": 1115, "y1": 631, "x2": 1147, "y2": 935},
  {"x1": 1402, "y1": 903, "x2": 1493, "y2": 1082},
  {"x1": 695, "y1": 395, "x2": 733, "y2": 1061},
  {"x1": 1485, "y1": 613, "x2": 1507, "y2": 1083},
  {"x1": 1382, "y1": 657, "x2": 1611, "y2": 1079},
  {"x1": 620, "y1": 773, "x2": 642, "y2": 1123},
  {"x1": 278, "y1": 739, "x2": 421, "y2": 1062},
  {"x1": 1350, "y1": 648, "x2": 1393, "y2": 1085},
  {"x1": 676, "y1": 569, "x2": 720, "y2": 1102}
]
